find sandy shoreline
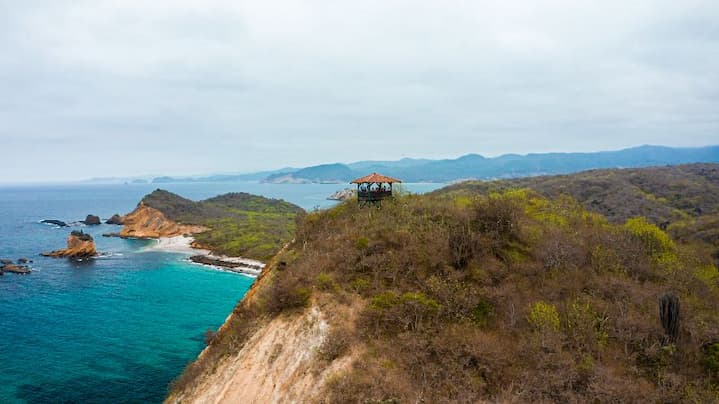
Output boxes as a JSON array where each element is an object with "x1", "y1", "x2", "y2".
[
  {"x1": 145, "y1": 236, "x2": 265, "y2": 277},
  {"x1": 145, "y1": 236, "x2": 210, "y2": 255}
]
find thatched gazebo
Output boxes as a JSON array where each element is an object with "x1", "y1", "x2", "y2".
[{"x1": 350, "y1": 172, "x2": 402, "y2": 206}]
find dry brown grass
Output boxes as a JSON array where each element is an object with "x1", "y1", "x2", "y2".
[
  {"x1": 170, "y1": 187, "x2": 719, "y2": 403},
  {"x1": 275, "y1": 191, "x2": 719, "y2": 402}
]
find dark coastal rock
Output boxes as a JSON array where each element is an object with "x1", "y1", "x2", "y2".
[
  {"x1": 3, "y1": 264, "x2": 31, "y2": 274},
  {"x1": 105, "y1": 214, "x2": 124, "y2": 225},
  {"x1": 189, "y1": 255, "x2": 263, "y2": 272},
  {"x1": 41, "y1": 219, "x2": 68, "y2": 227},
  {"x1": 17, "y1": 258, "x2": 30, "y2": 264},
  {"x1": 0, "y1": 259, "x2": 12, "y2": 266},
  {"x1": 83, "y1": 215, "x2": 101, "y2": 225}
]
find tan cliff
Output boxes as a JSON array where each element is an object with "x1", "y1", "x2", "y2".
[
  {"x1": 119, "y1": 202, "x2": 208, "y2": 239},
  {"x1": 165, "y1": 247, "x2": 355, "y2": 404},
  {"x1": 42, "y1": 231, "x2": 97, "y2": 258}
]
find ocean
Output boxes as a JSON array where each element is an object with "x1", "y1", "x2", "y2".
[{"x1": 0, "y1": 181, "x2": 443, "y2": 403}]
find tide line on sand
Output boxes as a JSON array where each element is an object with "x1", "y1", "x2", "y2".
[
  {"x1": 146, "y1": 236, "x2": 264, "y2": 277},
  {"x1": 146, "y1": 236, "x2": 210, "y2": 255}
]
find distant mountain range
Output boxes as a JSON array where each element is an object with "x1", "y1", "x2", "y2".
[
  {"x1": 131, "y1": 145, "x2": 719, "y2": 185},
  {"x1": 260, "y1": 145, "x2": 719, "y2": 184}
]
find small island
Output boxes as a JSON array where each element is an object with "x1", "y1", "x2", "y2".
[
  {"x1": 327, "y1": 188, "x2": 356, "y2": 201},
  {"x1": 42, "y1": 230, "x2": 97, "y2": 258}
]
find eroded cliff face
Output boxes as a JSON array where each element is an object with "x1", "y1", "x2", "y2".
[
  {"x1": 42, "y1": 232, "x2": 97, "y2": 258},
  {"x1": 168, "y1": 306, "x2": 347, "y2": 404},
  {"x1": 166, "y1": 247, "x2": 354, "y2": 404},
  {"x1": 119, "y1": 203, "x2": 208, "y2": 239}
]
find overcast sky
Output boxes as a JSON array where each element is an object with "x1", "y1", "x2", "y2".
[{"x1": 1, "y1": 0, "x2": 718, "y2": 182}]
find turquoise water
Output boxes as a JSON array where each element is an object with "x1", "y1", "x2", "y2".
[{"x1": 0, "y1": 182, "x2": 443, "y2": 403}]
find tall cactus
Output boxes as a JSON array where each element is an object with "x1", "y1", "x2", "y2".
[{"x1": 659, "y1": 293, "x2": 680, "y2": 343}]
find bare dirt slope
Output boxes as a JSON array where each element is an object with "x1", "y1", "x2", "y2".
[{"x1": 167, "y1": 303, "x2": 357, "y2": 404}]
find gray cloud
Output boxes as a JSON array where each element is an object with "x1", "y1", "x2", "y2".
[{"x1": 1, "y1": 0, "x2": 718, "y2": 182}]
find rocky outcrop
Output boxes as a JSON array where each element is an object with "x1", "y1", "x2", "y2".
[
  {"x1": 41, "y1": 219, "x2": 68, "y2": 227},
  {"x1": 327, "y1": 188, "x2": 357, "y2": 201},
  {"x1": 2, "y1": 264, "x2": 31, "y2": 274},
  {"x1": 105, "y1": 214, "x2": 124, "y2": 225},
  {"x1": 1, "y1": 259, "x2": 31, "y2": 274},
  {"x1": 83, "y1": 215, "x2": 101, "y2": 225},
  {"x1": 42, "y1": 231, "x2": 97, "y2": 258},
  {"x1": 189, "y1": 255, "x2": 263, "y2": 276},
  {"x1": 118, "y1": 202, "x2": 208, "y2": 239}
]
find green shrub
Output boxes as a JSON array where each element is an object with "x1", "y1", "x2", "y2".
[
  {"x1": 624, "y1": 217, "x2": 676, "y2": 257},
  {"x1": 528, "y1": 301, "x2": 560, "y2": 332},
  {"x1": 351, "y1": 278, "x2": 371, "y2": 294},
  {"x1": 356, "y1": 236, "x2": 370, "y2": 250},
  {"x1": 316, "y1": 272, "x2": 337, "y2": 291},
  {"x1": 704, "y1": 343, "x2": 719, "y2": 373},
  {"x1": 563, "y1": 300, "x2": 608, "y2": 352},
  {"x1": 470, "y1": 300, "x2": 494, "y2": 327},
  {"x1": 370, "y1": 292, "x2": 400, "y2": 310}
]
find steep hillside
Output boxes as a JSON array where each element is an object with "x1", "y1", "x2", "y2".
[
  {"x1": 437, "y1": 164, "x2": 719, "y2": 250},
  {"x1": 124, "y1": 190, "x2": 304, "y2": 260},
  {"x1": 168, "y1": 189, "x2": 719, "y2": 402}
]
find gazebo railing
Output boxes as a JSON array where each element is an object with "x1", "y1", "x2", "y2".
[{"x1": 358, "y1": 190, "x2": 393, "y2": 202}]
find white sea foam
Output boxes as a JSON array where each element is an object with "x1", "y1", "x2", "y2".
[{"x1": 143, "y1": 236, "x2": 210, "y2": 255}]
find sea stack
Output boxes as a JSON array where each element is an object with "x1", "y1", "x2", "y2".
[
  {"x1": 42, "y1": 230, "x2": 97, "y2": 258},
  {"x1": 105, "y1": 214, "x2": 124, "y2": 225},
  {"x1": 83, "y1": 215, "x2": 102, "y2": 225}
]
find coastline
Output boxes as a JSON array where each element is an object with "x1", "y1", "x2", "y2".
[{"x1": 146, "y1": 236, "x2": 265, "y2": 277}]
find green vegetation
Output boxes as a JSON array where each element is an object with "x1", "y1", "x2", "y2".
[
  {"x1": 171, "y1": 164, "x2": 719, "y2": 402},
  {"x1": 141, "y1": 189, "x2": 303, "y2": 260},
  {"x1": 705, "y1": 343, "x2": 719, "y2": 373},
  {"x1": 527, "y1": 301, "x2": 560, "y2": 332},
  {"x1": 437, "y1": 163, "x2": 719, "y2": 246}
]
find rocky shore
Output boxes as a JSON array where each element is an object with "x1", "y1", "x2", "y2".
[
  {"x1": 143, "y1": 236, "x2": 265, "y2": 276},
  {"x1": 188, "y1": 255, "x2": 264, "y2": 277},
  {"x1": 116, "y1": 202, "x2": 208, "y2": 239},
  {"x1": 0, "y1": 258, "x2": 32, "y2": 275}
]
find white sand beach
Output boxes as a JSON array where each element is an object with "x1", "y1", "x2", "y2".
[
  {"x1": 145, "y1": 236, "x2": 210, "y2": 255},
  {"x1": 146, "y1": 236, "x2": 265, "y2": 277}
]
